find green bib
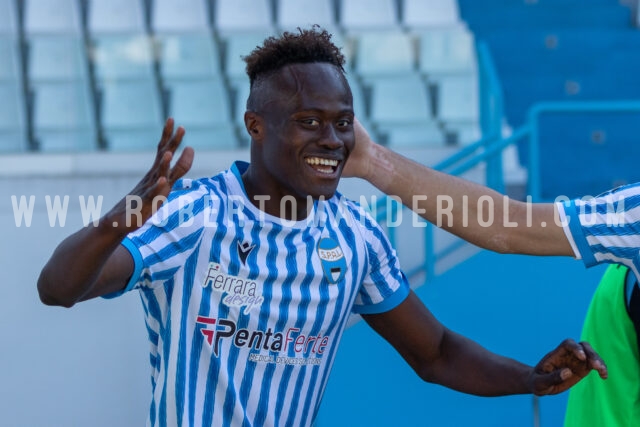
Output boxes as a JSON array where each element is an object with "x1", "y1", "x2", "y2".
[{"x1": 564, "y1": 264, "x2": 640, "y2": 426}]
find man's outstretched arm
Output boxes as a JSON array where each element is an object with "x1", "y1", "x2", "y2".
[
  {"x1": 37, "y1": 119, "x2": 193, "y2": 307},
  {"x1": 345, "y1": 120, "x2": 574, "y2": 257},
  {"x1": 364, "y1": 291, "x2": 607, "y2": 397}
]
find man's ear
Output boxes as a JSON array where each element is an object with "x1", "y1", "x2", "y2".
[{"x1": 244, "y1": 112, "x2": 264, "y2": 141}]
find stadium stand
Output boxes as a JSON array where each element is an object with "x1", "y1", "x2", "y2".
[
  {"x1": 24, "y1": 0, "x2": 82, "y2": 35},
  {"x1": 458, "y1": 0, "x2": 640, "y2": 199},
  {"x1": 151, "y1": 0, "x2": 210, "y2": 34},
  {"x1": 0, "y1": 0, "x2": 484, "y2": 152}
]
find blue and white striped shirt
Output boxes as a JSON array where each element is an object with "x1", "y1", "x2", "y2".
[
  {"x1": 118, "y1": 161, "x2": 410, "y2": 427},
  {"x1": 558, "y1": 182, "x2": 640, "y2": 282}
]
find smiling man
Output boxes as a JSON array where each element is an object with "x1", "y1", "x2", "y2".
[{"x1": 37, "y1": 28, "x2": 606, "y2": 427}]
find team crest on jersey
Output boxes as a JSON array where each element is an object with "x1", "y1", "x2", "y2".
[{"x1": 317, "y1": 237, "x2": 347, "y2": 284}]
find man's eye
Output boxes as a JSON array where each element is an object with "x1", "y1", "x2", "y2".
[
  {"x1": 337, "y1": 119, "x2": 352, "y2": 128},
  {"x1": 302, "y1": 119, "x2": 320, "y2": 126}
]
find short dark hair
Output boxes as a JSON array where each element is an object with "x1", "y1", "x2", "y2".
[{"x1": 243, "y1": 26, "x2": 346, "y2": 86}]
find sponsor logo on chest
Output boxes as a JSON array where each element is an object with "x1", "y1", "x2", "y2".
[{"x1": 202, "y1": 262, "x2": 264, "y2": 313}]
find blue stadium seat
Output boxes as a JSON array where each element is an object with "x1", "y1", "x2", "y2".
[
  {"x1": 28, "y1": 36, "x2": 89, "y2": 82},
  {"x1": 537, "y1": 112, "x2": 640, "y2": 200},
  {"x1": 459, "y1": 1, "x2": 630, "y2": 30},
  {"x1": 340, "y1": 0, "x2": 399, "y2": 31},
  {"x1": 91, "y1": 35, "x2": 155, "y2": 81},
  {"x1": 418, "y1": 28, "x2": 476, "y2": 77},
  {"x1": 215, "y1": 0, "x2": 274, "y2": 35},
  {"x1": 370, "y1": 75, "x2": 433, "y2": 124},
  {"x1": 32, "y1": 82, "x2": 97, "y2": 151},
  {"x1": 0, "y1": 82, "x2": 28, "y2": 152},
  {"x1": 180, "y1": 128, "x2": 239, "y2": 150},
  {"x1": 223, "y1": 32, "x2": 275, "y2": 81},
  {"x1": 277, "y1": 0, "x2": 337, "y2": 32},
  {"x1": 167, "y1": 79, "x2": 237, "y2": 149},
  {"x1": 402, "y1": 0, "x2": 461, "y2": 29},
  {"x1": 384, "y1": 123, "x2": 446, "y2": 148},
  {"x1": 0, "y1": 37, "x2": 20, "y2": 81},
  {"x1": 354, "y1": 31, "x2": 415, "y2": 79},
  {"x1": 100, "y1": 80, "x2": 163, "y2": 151},
  {"x1": 0, "y1": 0, "x2": 18, "y2": 36},
  {"x1": 233, "y1": 82, "x2": 251, "y2": 128},
  {"x1": 24, "y1": 0, "x2": 82, "y2": 34},
  {"x1": 152, "y1": 0, "x2": 210, "y2": 34},
  {"x1": 345, "y1": 75, "x2": 368, "y2": 121},
  {"x1": 369, "y1": 74, "x2": 442, "y2": 146},
  {"x1": 88, "y1": 0, "x2": 146, "y2": 34},
  {"x1": 437, "y1": 75, "x2": 479, "y2": 123},
  {"x1": 158, "y1": 33, "x2": 222, "y2": 81}
]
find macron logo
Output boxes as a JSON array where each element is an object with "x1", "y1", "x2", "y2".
[{"x1": 237, "y1": 240, "x2": 255, "y2": 265}]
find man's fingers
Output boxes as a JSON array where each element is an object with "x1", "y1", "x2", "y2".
[
  {"x1": 167, "y1": 126, "x2": 186, "y2": 152},
  {"x1": 580, "y1": 341, "x2": 608, "y2": 379},
  {"x1": 533, "y1": 368, "x2": 574, "y2": 396},
  {"x1": 170, "y1": 146, "x2": 195, "y2": 183},
  {"x1": 157, "y1": 151, "x2": 173, "y2": 182},
  {"x1": 159, "y1": 118, "x2": 175, "y2": 148},
  {"x1": 561, "y1": 338, "x2": 586, "y2": 361}
]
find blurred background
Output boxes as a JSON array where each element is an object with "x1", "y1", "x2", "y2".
[{"x1": 1, "y1": 0, "x2": 638, "y2": 425}]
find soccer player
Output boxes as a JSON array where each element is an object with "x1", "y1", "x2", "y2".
[
  {"x1": 346, "y1": 118, "x2": 640, "y2": 427},
  {"x1": 38, "y1": 28, "x2": 606, "y2": 427}
]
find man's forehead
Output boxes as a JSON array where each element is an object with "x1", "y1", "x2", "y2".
[{"x1": 249, "y1": 62, "x2": 351, "y2": 113}]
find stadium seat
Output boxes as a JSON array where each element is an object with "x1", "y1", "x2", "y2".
[
  {"x1": 167, "y1": 79, "x2": 231, "y2": 125},
  {"x1": 340, "y1": 0, "x2": 399, "y2": 31},
  {"x1": 402, "y1": 0, "x2": 461, "y2": 29},
  {"x1": 88, "y1": 0, "x2": 146, "y2": 34},
  {"x1": 277, "y1": 0, "x2": 337, "y2": 32},
  {"x1": 215, "y1": 0, "x2": 274, "y2": 35},
  {"x1": 91, "y1": 35, "x2": 155, "y2": 81},
  {"x1": 346, "y1": 75, "x2": 368, "y2": 121},
  {"x1": 354, "y1": 31, "x2": 415, "y2": 79},
  {"x1": 437, "y1": 75, "x2": 479, "y2": 123},
  {"x1": 418, "y1": 28, "x2": 477, "y2": 77},
  {"x1": 445, "y1": 122, "x2": 481, "y2": 145},
  {"x1": 370, "y1": 74, "x2": 433, "y2": 124},
  {"x1": 166, "y1": 79, "x2": 237, "y2": 149},
  {"x1": 158, "y1": 33, "x2": 222, "y2": 81},
  {"x1": 100, "y1": 80, "x2": 163, "y2": 151},
  {"x1": 180, "y1": 128, "x2": 238, "y2": 150},
  {"x1": 28, "y1": 36, "x2": 89, "y2": 81},
  {"x1": 152, "y1": 0, "x2": 209, "y2": 33},
  {"x1": 33, "y1": 82, "x2": 98, "y2": 151},
  {"x1": 224, "y1": 32, "x2": 275, "y2": 81},
  {"x1": 383, "y1": 123, "x2": 446, "y2": 147},
  {"x1": 233, "y1": 82, "x2": 251, "y2": 128},
  {"x1": 0, "y1": 0, "x2": 18, "y2": 36},
  {"x1": 0, "y1": 37, "x2": 20, "y2": 81},
  {"x1": 0, "y1": 82, "x2": 28, "y2": 152},
  {"x1": 24, "y1": 0, "x2": 82, "y2": 34}
]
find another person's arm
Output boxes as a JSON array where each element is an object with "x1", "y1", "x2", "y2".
[
  {"x1": 364, "y1": 291, "x2": 607, "y2": 396},
  {"x1": 345, "y1": 120, "x2": 574, "y2": 256},
  {"x1": 37, "y1": 119, "x2": 193, "y2": 307}
]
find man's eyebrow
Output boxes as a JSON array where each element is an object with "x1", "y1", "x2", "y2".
[{"x1": 293, "y1": 107, "x2": 354, "y2": 115}]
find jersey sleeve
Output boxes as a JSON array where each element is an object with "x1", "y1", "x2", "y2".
[
  {"x1": 350, "y1": 210, "x2": 410, "y2": 315},
  {"x1": 555, "y1": 182, "x2": 640, "y2": 272},
  {"x1": 103, "y1": 179, "x2": 212, "y2": 298}
]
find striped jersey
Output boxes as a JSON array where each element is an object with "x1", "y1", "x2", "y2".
[
  {"x1": 557, "y1": 182, "x2": 640, "y2": 285},
  {"x1": 117, "y1": 161, "x2": 410, "y2": 427}
]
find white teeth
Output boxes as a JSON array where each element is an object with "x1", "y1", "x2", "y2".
[{"x1": 306, "y1": 157, "x2": 338, "y2": 167}]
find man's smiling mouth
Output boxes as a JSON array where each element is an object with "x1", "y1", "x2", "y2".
[{"x1": 305, "y1": 157, "x2": 339, "y2": 174}]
